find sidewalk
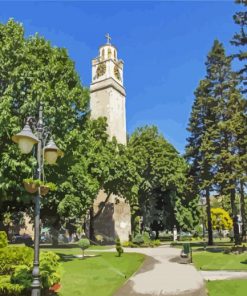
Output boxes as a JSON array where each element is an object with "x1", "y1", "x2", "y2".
[
  {"x1": 113, "y1": 246, "x2": 206, "y2": 296},
  {"x1": 201, "y1": 270, "x2": 247, "y2": 281}
]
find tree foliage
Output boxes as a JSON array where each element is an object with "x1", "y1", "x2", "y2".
[
  {"x1": 231, "y1": 0, "x2": 247, "y2": 93},
  {"x1": 186, "y1": 39, "x2": 247, "y2": 245},
  {"x1": 0, "y1": 19, "x2": 117, "y2": 240},
  {"x1": 211, "y1": 208, "x2": 233, "y2": 231},
  {"x1": 127, "y1": 126, "x2": 198, "y2": 233}
]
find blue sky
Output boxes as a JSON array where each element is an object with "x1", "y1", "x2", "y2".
[{"x1": 0, "y1": 0, "x2": 240, "y2": 153}]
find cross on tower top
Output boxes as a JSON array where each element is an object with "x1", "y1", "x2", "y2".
[{"x1": 105, "y1": 33, "x2": 111, "y2": 45}]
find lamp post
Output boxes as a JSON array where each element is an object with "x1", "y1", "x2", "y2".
[{"x1": 12, "y1": 104, "x2": 63, "y2": 296}]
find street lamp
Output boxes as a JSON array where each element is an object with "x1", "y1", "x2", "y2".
[{"x1": 12, "y1": 103, "x2": 63, "y2": 296}]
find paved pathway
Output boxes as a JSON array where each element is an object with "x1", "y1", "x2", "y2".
[
  {"x1": 200, "y1": 270, "x2": 247, "y2": 281},
  {"x1": 113, "y1": 246, "x2": 206, "y2": 296}
]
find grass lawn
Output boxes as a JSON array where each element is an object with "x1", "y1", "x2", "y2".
[
  {"x1": 207, "y1": 279, "x2": 247, "y2": 296},
  {"x1": 44, "y1": 248, "x2": 145, "y2": 296},
  {"x1": 192, "y1": 251, "x2": 247, "y2": 270},
  {"x1": 41, "y1": 244, "x2": 113, "y2": 255}
]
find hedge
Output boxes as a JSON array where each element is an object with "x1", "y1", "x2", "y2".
[{"x1": 0, "y1": 231, "x2": 8, "y2": 248}]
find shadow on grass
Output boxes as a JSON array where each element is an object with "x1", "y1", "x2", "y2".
[
  {"x1": 40, "y1": 243, "x2": 79, "y2": 249},
  {"x1": 241, "y1": 260, "x2": 247, "y2": 265},
  {"x1": 56, "y1": 252, "x2": 102, "y2": 262},
  {"x1": 204, "y1": 248, "x2": 225, "y2": 253}
]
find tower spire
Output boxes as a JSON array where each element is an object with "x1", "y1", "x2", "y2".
[{"x1": 105, "y1": 33, "x2": 111, "y2": 45}]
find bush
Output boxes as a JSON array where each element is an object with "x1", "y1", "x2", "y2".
[
  {"x1": 132, "y1": 234, "x2": 144, "y2": 245},
  {"x1": 0, "y1": 231, "x2": 8, "y2": 248},
  {"x1": 78, "y1": 238, "x2": 90, "y2": 258},
  {"x1": 230, "y1": 244, "x2": 247, "y2": 254},
  {"x1": 178, "y1": 235, "x2": 192, "y2": 241},
  {"x1": 124, "y1": 241, "x2": 139, "y2": 248},
  {"x1": 0, "y1": 246, "x2": 33, "y2": 274},
  {"x1": 143, "y1": 232, "x2": 151, "y2": 243},
  {"x1": 153, "y1": 239, "x2": 161, "y2": 246},
  {"x1": 0, "y1": 276, "x2": 24, "y2": 296},
  {"x1": 159, "y1": 232, "x2": 173, "y2": 241},
  {"x1": 95, "y1": 234, "x2": 104, "y2": 245},
  {"x1": 0, "y1": 246, "x2": 61, "y2": 295},
  {"x1": 11, "y1": 265, "x2": 32, "y2": 288},
  {"x1": 39, "y1": 252, "x2": 61, "y2": 289},
  {"x1": 123, "y1": 236, "x2": 160, "y2": 248},
  {"x1": 115, "y1": 238, "x2": 124, "y2": 257},
  {"x1": 122, "y1": 241, "x2": 129, "y2": 247}
]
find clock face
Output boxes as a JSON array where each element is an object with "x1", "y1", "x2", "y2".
[
  {"x1": 96, "y1": 63, "x2": 106, "y2": 78},
  {"x1": 114, "y1": 65, "x2": 121, "y2": 81}
]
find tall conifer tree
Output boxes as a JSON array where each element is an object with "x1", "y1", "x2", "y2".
[
  {"x1": 186, "y1": 78, "x2": 216, "y2": 246},
  {"x1": 186, "y1": 40, "x2": 246, "y2": 245},
  {"x1": 231, "y1": 0, "x2": 247, "y2": 93}
]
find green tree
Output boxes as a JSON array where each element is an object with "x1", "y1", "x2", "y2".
[
  {"x1": 216, "y1": 87, "x2": 247, "y2": 243},
  {"x1": 231, "y1": 0, "x2": 247, "y2": 93},
  {"x1": 211, "y1": 208, "x2": 233, "y2": 232},
  {"x1": 186, "y1": 39, "x2": 246, "y2": 245},
  {"x1": 78, "y1": 238, "x2": 90, "y2": 259},
  {"x1": 0, "y1": 19, "x2": 112, "y2": 244},
  {"x1": 185, "y1": 78, "x2": 217, "y2": 245},
  {"x1": 127, "y1": 126, "x2": 197, "y2": 236}
]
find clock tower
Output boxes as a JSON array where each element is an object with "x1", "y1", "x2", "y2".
[
  {"x1": 90, "y1": 34, "x2": 126, "y2": 144},
  {"x1": 89, "y1": 35, "x2": 131, "y2": 242}
]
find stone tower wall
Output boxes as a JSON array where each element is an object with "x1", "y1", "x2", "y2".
[{"x1": 89, "y1": 40, "x2": 131, "y2": 242}]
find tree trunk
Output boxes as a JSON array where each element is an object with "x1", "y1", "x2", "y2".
[
  {"x1": 51, "y1": 229, "x2": 59, "y2": 247},
  {"x1": 206, "y1": 187, "x2": 213, "y2": 246},
  {"x1": 240, "y1": 180, "x2": 246, "y2": 242},
  {"x1": 89, "y1": 207, "x2": 95, "y2": 242},
  {"x1": 230, "y1": 187, "x2": 241, "y2": 245}
]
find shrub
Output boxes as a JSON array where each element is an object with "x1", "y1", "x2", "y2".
[
  {"x1": 230, "y1": 244, "x2": 247, "y2": 254},
  {"x1": 0, "y1": 276, "x2": 24, "y2": 296},
  {"x1": 122, "y1": 241, "x2": 129, "y2": 247},
  {"x1": 159, "y1": 232, "x2": 173, "y2": 241},
  {"x1": 78, "y1": 238, "x2": 90, "y2": 258},
  {"x1": 95, "y1": 234, "x2": 104, "y2": 245},
  {"x1": 123, "y1": 238, "x2": 160, "y2": 248},
  {"x1": 0, "y1": 247, "x2": 61, "y2": 295},
  {"x1": 0, "y1": 246, "x2": 33, "y2": 274},
  {"x1": 115, "y1": 238, "x2": 124, "y2": 257},
  {"x1": 125, "y1": 241, "x2": 138, "y2": 248},
  {"x1": 0, "y1": 231, "x2": 8, "y2": 248},
  {"x1": 11, "y1": 265, "x2": 32, "y2": 288},
  {"x1": 178, "y1": 235, "x2": 192, "y2": 241},
  {"x1": 39, "y1": 252, "x2": 61, "y2": 289},
  {"x1": 132, "y1": 234, "x2": 144, "y2": 245},
  {"x1": 143, "y1": 232, "x2": 151, "y2": 243},
  {"x1": 153, "y1": 239, "x2": 161, "y2": 246}
]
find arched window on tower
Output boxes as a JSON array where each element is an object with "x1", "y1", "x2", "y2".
[
  {"x1": 114, "y1": 50, "x2": 116, "y2": 60},
  {"x1": 102, "y1": 49, "x2": 105, "y2": 59},
  {"x1": 108, "y1": 48, "x2": 112, "y2": 59}
]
